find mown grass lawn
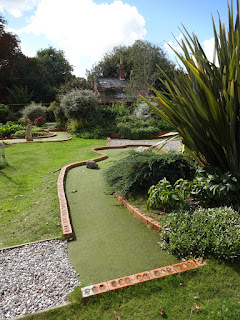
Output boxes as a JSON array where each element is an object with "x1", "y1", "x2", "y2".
[
  {"x1": 0, "y1": 137, "x2": 106, "y2": 248},
  {"x1": 1, "y1": 137, "x2": 240, "y2": 319}
]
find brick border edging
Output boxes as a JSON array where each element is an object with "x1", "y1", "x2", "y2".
[
  {"x1": 58, "y1": 142, "x2": 166, "y2": 237},
  {"x1": 81, "y1": 258, "x2": 207, "y2": 298},
  {"x1": 116, "y1": 195, "x2": 162, "y2": 231}
]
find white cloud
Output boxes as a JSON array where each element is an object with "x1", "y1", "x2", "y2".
[
  {"x1": 20, "y1": 44, "x2": 36, "y2": 58},
  {"x1": 203, "y1": 37, "x2": 218, "y2": 65},
  {"x1": 19, "y1": 0, "x2": 146, "y2": 77},
  {"x1": 0, "y1": 0, "x2": 38, "y2": 17}
]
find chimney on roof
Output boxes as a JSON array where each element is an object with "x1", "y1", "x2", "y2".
[{"x1": 119, "y1": 58, "x2": 125, "y2": 80}]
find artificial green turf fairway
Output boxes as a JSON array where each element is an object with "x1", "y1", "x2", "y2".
[{"x1": 66, "y1": 148, "x2": 177, "y2": 286}]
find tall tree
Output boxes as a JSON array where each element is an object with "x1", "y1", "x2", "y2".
[
  {"x1": 36, "y1": 47, "x2": 74, "y2": 88},
  {"x1": 0, "y1": 16, "x2": 21, "y2": 103},
  {"x1": 86, "y1": 40, "x2": 175, "y2": 97}
]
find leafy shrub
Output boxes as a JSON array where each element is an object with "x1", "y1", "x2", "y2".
[
  {"x1": 147, "y1": 178, "x2": 191, "y2": 211},
  {"x1": 0, "y1": 104, "x2": 10, "y2": 124},
  {"x1": 116, "y1": 112, "x2": 170, "y2": 139},
  {"x1": 45, "y1": 101, "x2": 56, "y2": 122},
  {"x1": 0, "y1": 123, "x2": 22, "y2": 138},
  {"x1": 57, "y1": 78, "x2": 91, "y2": 102},
  {"x1": 105, "y1": 150, "x2": 196, "y2": 197},
  {"x1": 34, "y1": 116, "x2": 46, "y2": 127},
  {"x1": 148, "y1": 167, "x2": 240, "y2": 212},
  {"x1": 75, "y1": 127, "x2": 105, "y2": 139},
  {"x1": 12, "y1": 129, "x2": 26, "y2": 137},
  {"x1": 21, "y1": 103, "x2": 47, "y2": 122},
  {"x1": 31, "y1": 128, "x2": 49, "y2": 137},
  {"x1": 191, "y1": 168, "x2": 240, "y2": 207},
  {"x1": 60, "y1": 89, "x2": 99, "y2": 121},
  {"x1": 159, "y1": 207, "x2": 240, "y2": 260},
  {"x1": 66, "y1": 119, "x2": 83, "y2": 134}
]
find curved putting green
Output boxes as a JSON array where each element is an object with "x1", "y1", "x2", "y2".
[{"x1": 66, "y1": 148, "x2": 177, "y2": 286}]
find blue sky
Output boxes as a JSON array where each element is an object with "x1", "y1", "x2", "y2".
[{"x1": 0, "y1": 0, "x2": 234, "y2": 77}]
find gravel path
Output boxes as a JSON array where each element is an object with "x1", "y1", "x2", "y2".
[
  {"x1": 108, "y1": 138, "x2": 181, "y2": 151},
  {"x1": 0, "y1": 240, "x2": 80, "y2": 319}
]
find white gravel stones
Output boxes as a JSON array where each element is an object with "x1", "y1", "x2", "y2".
[
  {"x1": 0, "y1": 240, "x2": 80, "y2": 319},
  {"x1": 108, "y1": 139, "x2": 181, "y2": 151}
]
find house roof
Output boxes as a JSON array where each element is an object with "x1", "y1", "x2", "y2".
[{"x1": 96, "y1": 77, "x2": 129, "y2": 90}]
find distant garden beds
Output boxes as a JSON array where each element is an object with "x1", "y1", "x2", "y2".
[
  {"x1": 0, "y1": 121, "x2": 54, "y2": 139},
  {"x1": 63, "y1": 101, "x2": 172, "y2": 140}
]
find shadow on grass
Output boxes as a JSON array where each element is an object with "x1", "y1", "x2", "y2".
[{"x1": 0, "y1": 166, "x2": 19, "y2": 184}]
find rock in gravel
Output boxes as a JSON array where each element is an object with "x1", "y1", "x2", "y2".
[{"x1": 0, "y1": 240, "x2": 80, "y2": 319}]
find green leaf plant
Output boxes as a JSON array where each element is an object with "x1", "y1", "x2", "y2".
[{"x1": 141, "y1": 0, "x2": 240, "y2": 173}]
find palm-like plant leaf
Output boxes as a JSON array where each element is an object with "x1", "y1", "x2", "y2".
[{"x1": 140, "y1": 0, "x2": 240, "y2": 173}]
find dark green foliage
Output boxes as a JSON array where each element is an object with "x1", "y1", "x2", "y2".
[
  {"x1": 147, "y1": 167, "x2": 240, "y2": 212},
  {"x1": 159, "y1": 206, "x2": 240, "y2": 260},
  {"x1": 105, "y1": 150, "x2": 196, "y2": 197},
  {"x1": 36, "y1": 47, "x2": 73, "y2": 87},
  {"x1": 75, "y1": 127, "x2": 106, "y2": 139},
  {"x1": 66, "y1": 103, "x2": 130, "y2": 138},
  {"x1": 12, "y1": 129, "x2": 26, "y2": 137},
  {"x1": 53, "y1": 105, "x2": 68, "y2": 127},
  {"x1": 0, "y1": 104, "x2": 10, "y2": 123},
  {"x1": 64, "y1": 99, "x2": 171, "y2": 139},
  {"x1": 115, "y1": 101, "x2": 171, "y2": 139},
  {"x1": 116, "y1": 120, "x2": 170, "y2": 139},
  {"x1": 7, "y1": 85, "x2": 32, "y2": 104},
  {"x1": 191, "y1": 167, "x2": 240, "y2": 208}
]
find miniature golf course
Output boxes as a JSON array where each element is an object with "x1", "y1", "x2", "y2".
[{"x1": 66, "y1": 148, "x2": 177, "y2": 287}]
